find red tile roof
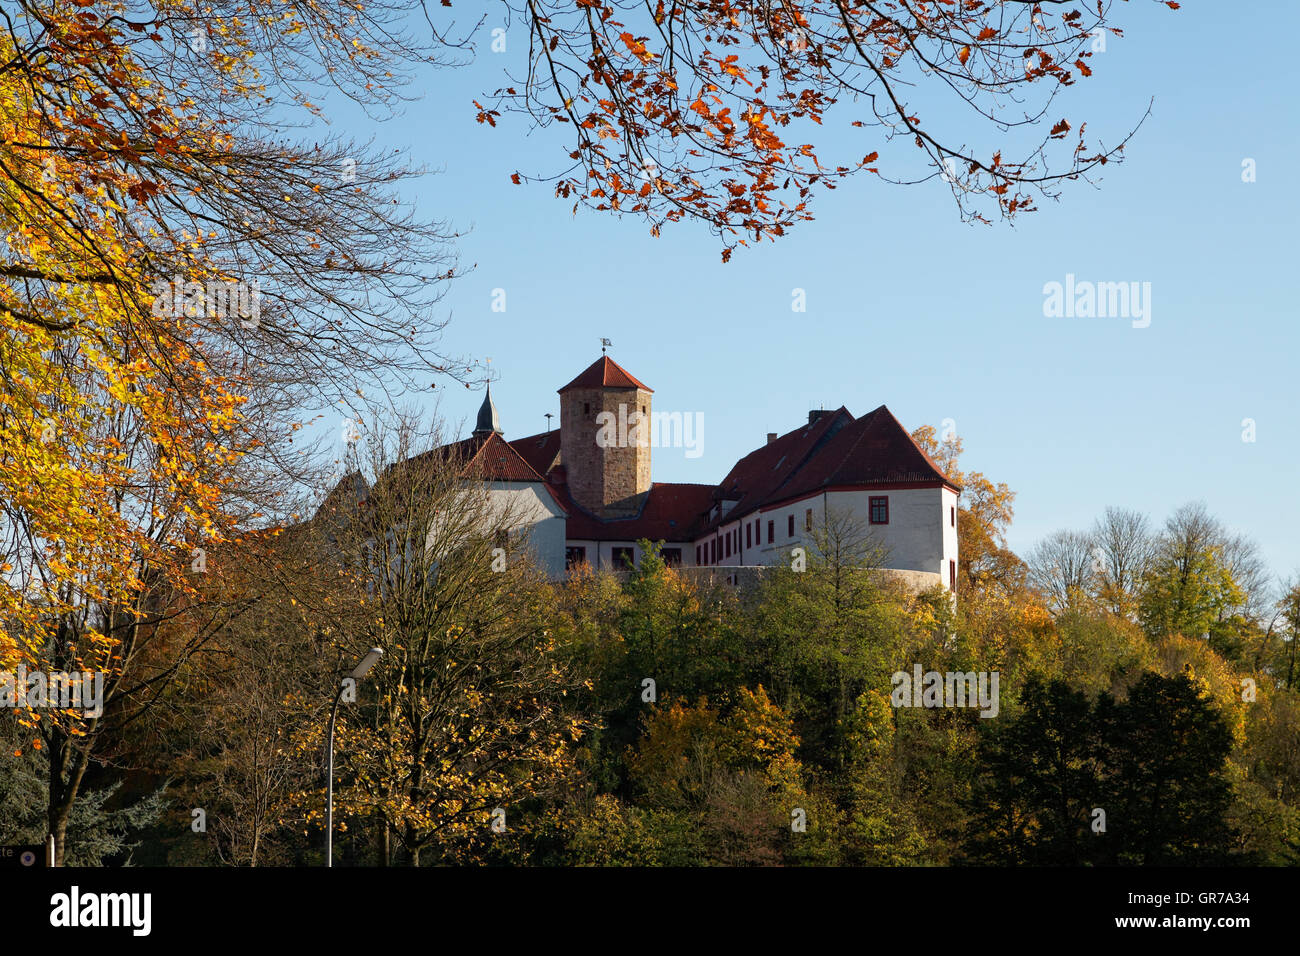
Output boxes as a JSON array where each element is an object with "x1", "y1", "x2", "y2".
[
  {"x1": 405, "y1": 431, "x2": 545, "y2": 483},
  {"x1": 697, "y1": 405, "x2": 958, "y2": 531},
  {"x1": 549, "y1": 482, "x2": 714, "y2": 542},
  {"x1": 558, "y1": 356, "x2": 653, "y2": 393},
  {"x1": 508, "y1": 429, "x2": 562, "y2": 477},
  {"x1": 776, "y1": 405, "x2": 959, "y2": 501},
  {"x1": 702, "y1": 408, "x2": 852, "y2": 529}
]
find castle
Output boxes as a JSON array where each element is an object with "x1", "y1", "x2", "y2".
[{"x1": 419, "y1": 354, "x2": 961, "y2": 590}]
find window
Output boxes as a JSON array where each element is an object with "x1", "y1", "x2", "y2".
[
  {"x1": 662, "y1": 548, "x2": 682, "y2": 568},
  {"x1": 950, "y1": 506, "x2": 955, "y2": 527},
  {"x1": 767, "y1": 520, "x2": 774, "y2": 544},
  {"x1": 611, "y1": 546, "x2": 635, "y2": 569},
  {"x1": 746, "y1": 524, "x2": 752, "y2": 549},
  {"x1": 696, "y1": 545, "x2": 702, "y2": 565},
  {"x1": 725, "y1": 534, "x2": 732, "y2": 558},
  {"x1": 949, "y1": 559, "x2": 956, "y2": 589},
  {"x1": 583, "y1": 402, "x2": 590, "y2": 415},
  {"x1": 565, "y1": 546, "x2": 587, "y2": 571},
  {"x1": 787, "y1": 514, "x2": 795, "y2": 537},
  {"x1": 869, "y1": 496, "x2": 889, "y2": 525},
  {"x1": 755, "y1": 519, "x2": 761, "y2": 545},
  {"x1": 805, "y1": 508, "x2": 813, "y2": 531},
  {"x1": 711, "y1": 539, "x2": 717, "y2": 563}
]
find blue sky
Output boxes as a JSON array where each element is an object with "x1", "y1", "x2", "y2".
[{"x1": 314, "y1": 2, "x2": 1300, "y2": 582}]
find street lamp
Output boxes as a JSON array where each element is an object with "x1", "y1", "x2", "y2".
[{"x1": 326, "y1": 646, "x2": 383, "y2": 867}]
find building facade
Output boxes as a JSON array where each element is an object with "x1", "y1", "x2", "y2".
[{"x1": 463, "y1": 356, "x2": 961, "y2": 591}]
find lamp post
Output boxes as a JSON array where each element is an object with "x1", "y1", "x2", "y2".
[{"x1": 326, "y1": 646, "x2": 383, "y2": 867}]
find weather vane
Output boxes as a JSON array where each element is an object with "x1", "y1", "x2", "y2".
[{"x1": 600, "y1": 337, "x2": 612, "y2": 355}]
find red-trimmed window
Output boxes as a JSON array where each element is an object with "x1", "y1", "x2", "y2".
[
  {"x1": 949, "y1": 559, "x2": 956, "y2": 589},
  {"x1": 869, "y1": 496, "x2": 889, "y2": 525},
  {"x1": 725, "y1": 534, "x2": 732, "y2": 558},
  {"x1": 767, "y1": 520, "x2": 774, "y2": 544},
  {"x1": 746, "y1": 524, "x2": 752, "y2": 549},
  {"x1": 950, "y1": 506, "x2": 955, "y2": 527},
  {"x1": 787, "y1": 514, "x2": 795, "y2": 537}
]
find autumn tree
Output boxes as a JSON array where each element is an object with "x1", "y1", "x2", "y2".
[
  {"x1": 137, "y1": 525, "x2": 352, "y2": 867},
  {"x1": 622, "y1": 686, "x2": 825, "y2": 866},
  {"x1": 1027, "y1": 529, "x2": 1097, "y2": 614},
  {"x1": 1138, "y1": 503, "x2": 1252, "y2": 651},
  {"x1": 487, "y1": 0, "x2": 1180, "y2": 256},
  {"x1": 300, "y1": 413, "x2": 587, "y2": 866},
  {"x1": 0, "y1": 0, "x2": 476, "y2": 862},
  {"x1": 911, "y1": 424, "x2": 1022, "y2": 594},
  {"x1": 1276, "y1": 580, "x2": 1300, "y2": 691},
  {"x1": 750, "y1": 505, "x2": 916, "y2": 769},
  {"x1": 1090, "y1": 506, "x2": 1154, "y2": 618},
  {"x1": 840, "y1": 690, "x2": 941, "y2": 865}
]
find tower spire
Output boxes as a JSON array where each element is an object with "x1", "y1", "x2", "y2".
[{"x1": 473, "y1": 384, "x2": 503, "y2": 437}]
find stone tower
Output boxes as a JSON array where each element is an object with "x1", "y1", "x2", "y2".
[{"x1": 558, "y1": 356, "x2": 652, "y2": 518}]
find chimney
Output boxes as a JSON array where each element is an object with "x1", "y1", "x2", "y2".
[{"x1": 766, "y1": 432, "x2": 777, "y2": 444}]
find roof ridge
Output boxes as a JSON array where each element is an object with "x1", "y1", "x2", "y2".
[
  {"x1": 817, "y1": 405, "x2": 885, "y2": 489},
  {"x1": 471, "y1": 431, "x2": 546, "y2": 482},
  {"x1": 558, "y1": 355, "x2": 653, "y2": 393},
  {"x1": 762, "y1": 407, "x2": 853, "y2": 502},
  {"x1": 509, "y1": 428, "x2": 558, "y2": 445},
  {"x1": 877, "y1": 405, "x2": 958, "y2": 488}
]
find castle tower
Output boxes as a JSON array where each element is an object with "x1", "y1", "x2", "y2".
[{"x1": 558, "y1": 356, "x2": 652, "y2": 518}]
